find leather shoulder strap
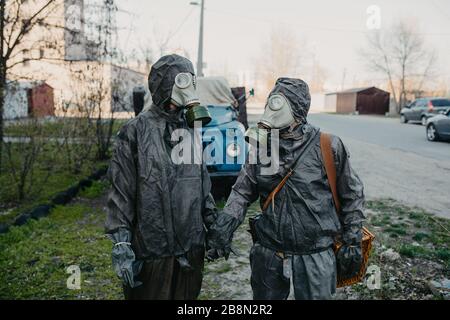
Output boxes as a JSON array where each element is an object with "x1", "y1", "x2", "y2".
[
  {"x1": 320, "y1": 133, "x2": 341, "y2": 213},
  {"x1": 262, "y1": 130, "x2": 319, "y2": 212}
]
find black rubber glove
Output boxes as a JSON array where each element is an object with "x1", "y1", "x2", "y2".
[
  {"x1": 336, "y1": 244, "x2": 363, "y2": 279},
  {"x1": 109, "y1": 228, "x2": 143, "y2": 288}
]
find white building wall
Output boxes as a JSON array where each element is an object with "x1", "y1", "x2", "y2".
[
  {"x1": 3, "y1": 82, "x2": 30, "y2": 120},
  {"x1": 324, "y1": 94, "x2": 337, "y2": 113}
]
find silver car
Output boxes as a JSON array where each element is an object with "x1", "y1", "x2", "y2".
[
  {"x1": 401, "y1": 98, "x2": 450, "y2": 126},
  {"x1": 426, "y1": 109, "x2": 450, "y2": 142}
]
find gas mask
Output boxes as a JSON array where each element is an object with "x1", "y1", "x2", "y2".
[
  {"x1": 171, "y1": 72, "x2": 211, "y2": 127},
  {"x1": 245, "y1": 93, "x2": 297, "y2": 146}
]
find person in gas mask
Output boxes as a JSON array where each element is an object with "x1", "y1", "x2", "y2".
[
  {"x1": 105, "y1": 54, "x2": 216, "y2": 300},
  {"x1": 207, "y1": 78, "x2": 365, "y2": 300}
]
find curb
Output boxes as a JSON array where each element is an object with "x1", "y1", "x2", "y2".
[{"x1": 0, "y1": 166, "x2": 108, "y2": 235}]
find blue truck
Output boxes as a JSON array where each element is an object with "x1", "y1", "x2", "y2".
[{"x1": 197, "y1": 77, "x2": 251, "y2": 199}]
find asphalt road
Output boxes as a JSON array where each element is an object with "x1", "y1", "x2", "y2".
[
  {"x1": 248, "y1": 112, "x2": 450, "y2": 218},
  {"x1": 308, "y1": 114, "x2": 450, "y2": 162}
]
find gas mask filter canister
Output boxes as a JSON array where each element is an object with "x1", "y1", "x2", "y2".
[{"x1": 171, "y1": 73, "x2": 211, "y2": 127}]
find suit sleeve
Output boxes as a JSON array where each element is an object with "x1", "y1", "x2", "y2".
[
  {"x1": 207, "y1": 163, "x2": 259, "y2": 249},
  {"x1": 332, "y1": 136, "x2": 366, "y2": 245},
  {"x1": 105, "y1": 126, "x2": 137, "y2": 234},
  {"x1": 201, "y1": 163, "x2": 218, "y2": 231}
]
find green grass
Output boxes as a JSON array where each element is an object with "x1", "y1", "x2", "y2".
[
  {"x1": 367, "y1": 199, "x2": 450, "y2": 270},
  {"x1": 385, "y1": 225, "x2": 408, "y2": 236},
  {"x1": 0, "y1": 137, "x2": 110, "y2": 225},
  {"x1": 79, "y1": 180, "x2": 110, "y2": 200},
  {"x1": 4, "y1": 119, "x2": 127, "y2": 138},
  {"x1": 0, "y1": 203, "x2": 122, "y2": 300},
  {"x1": 398, "y1": 245, "x2": 430, "y2": 259},
  {"x1": 413, "y1": 232, "x2": 430, "y2": 242}
]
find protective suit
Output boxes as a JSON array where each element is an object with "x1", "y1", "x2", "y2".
[
  {"x1": 105, "y1": 54, "x2": 217, "y2": 300},
  {"x1": 207, "y1": 78, "x2": 365, "y2": 300}
]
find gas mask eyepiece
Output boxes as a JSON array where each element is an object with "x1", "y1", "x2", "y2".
[
  {"x1": 259, "y1": 93, "x2": 296, "y2": 130},
  {"x1": 171, "y1": 73, "x2": 211, "y2": 127}
]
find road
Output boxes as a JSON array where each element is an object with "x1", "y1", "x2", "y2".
[
  {"x1": 248, "y1": 112, "x2": 450, "y2": 218},
  {"x1": 309, "y1": 114, "x2": 450, "y2": 162}
]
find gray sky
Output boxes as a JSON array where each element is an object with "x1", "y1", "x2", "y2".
[{"x1": 116, "y1": 0, "x2": 450, "y2": 91}]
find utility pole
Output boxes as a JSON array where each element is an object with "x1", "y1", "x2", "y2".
[{"x1": 196, "y1": 0, "x2": 205, "y2": 77}]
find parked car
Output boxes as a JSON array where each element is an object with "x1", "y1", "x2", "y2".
[
  {"x1": 422, "y1": 107, "x2": 450, "y2": 124},
  {"x1": 400, "y1": 98, "x2": 450, "y2": 126},
  {"x1": 426, "y1": 109, "x2": 450, "y2": 142}
]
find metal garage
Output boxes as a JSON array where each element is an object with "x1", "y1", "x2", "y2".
[{"x1": 325, "y1": 87, "x2": 390, "y2": 115}]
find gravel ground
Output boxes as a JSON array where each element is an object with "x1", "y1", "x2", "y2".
[{"x1": 201, "y1": 200, "x2": 449, "y2": 300}]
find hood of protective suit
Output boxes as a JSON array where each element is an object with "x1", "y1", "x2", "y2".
[
  {"x1": 268, "y1": 78, "x2": 311, "y2": 124},
  {"x1": 148, "y1": 54, "x2": 196, "y2": 108}
]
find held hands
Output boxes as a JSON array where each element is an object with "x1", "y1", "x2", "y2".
[
  {"x1": 206, "y1": 247, "x2": 232, "y2": 262},
  {"x1": 205, "y1": 210, "x2": 239, "y2": 262},
  {"x1": 205, "y1": 226, "x2": 234, "y2": 262}
]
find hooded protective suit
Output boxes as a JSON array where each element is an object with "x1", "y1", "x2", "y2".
[
  {"x1": 105, "y1": 54, "x2": 217, "y2": 300},
  {"x1": 207, "y1": 78, "x2": 365, "y2": 300}
]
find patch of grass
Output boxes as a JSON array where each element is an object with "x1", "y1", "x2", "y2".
[
  {"x1": 214, "y1": 263, "x2": 232, "y2": 274},
  {"x1": 79, "y1": 180, "x2": 111, "y2": 200},
  {"x1": 0, "y1": 138, "x2": 110, "y2": 225},
  {"x1": 4, "y1": 119, "x2": 126, "y2": 138},
  {"x1": 215, "y1": 200, "x2": 226, "y2": 209},
  {"x1": 409, "y1": 212, "x2": 424, "y2": 220},
  {"x1": 435, "y1": 249, "x2": 450, "y2": 267},
  {"x1": 0, "y1": 203, "x2": 122, "y2": 300},
  {"x1": 385, "y1": 225, "x2": 408, "y2": 236},
  {"x1": 413, "y1": 232, "x2": 430, "y2": 242},
  {"x1": 398, "y1": 245, "x2": 430, "y2": 259}
]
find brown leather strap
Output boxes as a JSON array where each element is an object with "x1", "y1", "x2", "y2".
[
  {"x1": 320, "y1": 133, "x2": 341, "y2": 213},
  {"x1": 262, "y1": 169, "x2": 293, "y2": 211},
  {"x1": 261, "y1": 130, "x2": 319, "y2": 212}
]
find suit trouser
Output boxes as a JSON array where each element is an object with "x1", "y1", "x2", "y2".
[
  {"x1": 250, "y1": 243, "x2": 337, "y2": 300},
  {"x1": 123, "y1": 247, "x2": 205, "y2": 300}
]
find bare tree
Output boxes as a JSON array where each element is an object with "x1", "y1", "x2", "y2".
[
  {"x1": 60, "y1": 0, "x2": 125, "y2": 163},
  {"x1": 4, "y1": 117, "x2": 51, "y2": 202},
  {"x1": 1, "y1": 0, "x2": 61, "y2": 172},
  {"x1": 253, "y1": 27, "x2": 307, "y2": 101},
  {"x1": 362, "y1": 21, "x2": 436, "y2": 113}
]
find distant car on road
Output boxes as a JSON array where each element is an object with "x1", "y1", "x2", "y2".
[
  {"x1": 400, "y1": 98, "x2": 450, "y2": 126},
  {"x1": 426, "y1": 109, "x2": 450, "y2": 142}
]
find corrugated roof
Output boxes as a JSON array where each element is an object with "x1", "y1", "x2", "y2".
[
  {"x1": 326, "y1": 86, "x2": 386, "y2": 95},
  {"x1": 340, "y1": 87, "x2": 375, "y2": 93}
]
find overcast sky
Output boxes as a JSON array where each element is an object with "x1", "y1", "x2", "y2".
[{"x1": 115, "y1": 0, "x2": 450, "y2": 91}]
